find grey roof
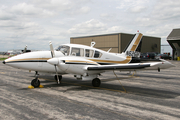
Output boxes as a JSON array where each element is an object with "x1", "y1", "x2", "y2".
[{"x1": 167, "y1": 28, "x2": 180, "y2": 40}]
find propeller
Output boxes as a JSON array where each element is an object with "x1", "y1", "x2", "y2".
[{"x1": 49, "y1": 41, "x2": 60, "y2": 84}]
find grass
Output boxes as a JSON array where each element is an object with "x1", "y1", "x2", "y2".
[{"x1": 0, "y1": 58, "x2": 7, "y2": 61}]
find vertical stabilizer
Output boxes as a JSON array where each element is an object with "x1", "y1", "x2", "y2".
[{"x1": 124, "y1": 33, "x2": 143, "y2": 53}]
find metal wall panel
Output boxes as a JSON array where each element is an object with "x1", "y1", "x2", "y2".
[
  {"x1": 121, "y1": 33, "x2": 134, "y2": 52},
  {"x1": 141, "y1": 36, "x2": 160, "y2": 53},
  {"x1": 71, "y1": 33, "x2": 160, "y2": 53},
  {"x1": 71, "y1": 34, "x2": 119, "y2": 53},
  {"x1": 96, "y1": 48, "x2": 119, "y2": 53}
]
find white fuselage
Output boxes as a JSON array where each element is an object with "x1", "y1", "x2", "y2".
[
  {"x1": 4, "y1": 44, "x2": 131, "y2": 76},
  {"x1": 2, "y1": 33, "x2": 175, "y2": 88},
  {"x1": 3, "y1": 43, "x2": 174, "y2": 81},
  {"x1": 4, "y1": 50, "x2": 173, "y2": 73}
]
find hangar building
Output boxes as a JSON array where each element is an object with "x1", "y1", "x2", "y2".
[
  {"x1": 70, "y1": 33, "x2": 160, "y2": 53},
  {"x1": 167, "y1": 28, "x2": 180, "y2": 60}
]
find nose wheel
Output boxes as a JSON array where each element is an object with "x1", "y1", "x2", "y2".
[
  {"x1": 31, "y1": 79, "x2": 40, "y2": 88},
  {"x1": 31, "y1": 71, "x2": 40, "y2": 88}
]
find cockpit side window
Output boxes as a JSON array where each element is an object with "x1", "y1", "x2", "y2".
[
  {"x1": 85, "y1": 49, "x2": 94, "y2": 57},
  {"x1": 56, "y1": 45, "x2": 70, "y2": 56},
  {"x1": 71, "y1": 47, "x2": 84, "y2": 57},
  {"x1": 94, "y1": 50, "x2": 102, "y2": 58}
]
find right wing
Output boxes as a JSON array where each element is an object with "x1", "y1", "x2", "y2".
[{"x1": 86, "y1": 63, "x2": 158, "y2": 71}]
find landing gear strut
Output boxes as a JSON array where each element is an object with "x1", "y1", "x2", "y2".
[
  {"x1": 54, "y1": 75, "x2": 62, "y2": 84},
  {"x1": 92, "y1": 78, "x2": 101, "y2": 87},
  {"x1": 31, "y1": 71, "x2": 40, "y2": 88}
]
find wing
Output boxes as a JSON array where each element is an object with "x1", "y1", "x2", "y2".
[{"x1": 86, "y1": 63, "x2": 156, "y2": 71}]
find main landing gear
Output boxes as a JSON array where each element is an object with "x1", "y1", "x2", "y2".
[
  {"x1": 92, "y1": 78, "x2": 101, "y2": 87},
  {"x1": 31, "y1": 71, "x2": 40, "y2": 88}
]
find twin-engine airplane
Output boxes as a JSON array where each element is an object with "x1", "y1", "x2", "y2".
[{"x1": 3, "y1": 33, "x2": 174, "y2": 88}]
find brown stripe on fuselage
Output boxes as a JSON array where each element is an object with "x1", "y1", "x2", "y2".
[{"x1": 65, "y1": 60, "x2": 98, "y2": 65}]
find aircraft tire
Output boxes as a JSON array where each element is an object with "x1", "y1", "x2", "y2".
[
  {"x1": 92, "y1": 78, "x2": 101, "y2": 87},
  {"x1": 31, "y1": 79, "x2": 40, "y2": 88}
]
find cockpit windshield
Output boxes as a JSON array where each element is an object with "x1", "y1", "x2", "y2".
[{"x1": 56, "y1": 45, "x2": 70, "y2": 56}]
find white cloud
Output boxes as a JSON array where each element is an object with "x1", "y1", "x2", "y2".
[
  {"x1": 32, "y1": 0, "x2": 91, "y2": 15},
  {"x1": 38, "y1": 35, "x2": 53, "y2": 40},
  {"x1": 130, "y1": 6, "x2": 146, "y2": 13},
  {"x1": 11, "y1": 3, "x2": 54, "y2": 17},
  {"x1": 146, "y1": 24, "x2": 180, "y2": 37},
  {"x1": 0, "y1": 0, "x2": 180, "y2": 51},
  {"x1": 135, "y1": 17, "x2": 160, "y2": 27},
  {"x1": 11, "y1": 3, "x2": 40, "y2": 15},
  {"x1": 152, "y1": 0, "x2": 180, "y2": 20},
  {"x1": 0, "y1": 10, "x2": 15, "y2": 20},
  {"x1": 0, "y1": 5, "x2": 15, "y2": 20},
  {"x1": 68, "y1": 19, "x2": 106, "y2": 35},
  {"x1": 106, "y1": 26, "x2": 132, "y2": 33},
  {"x1": 0, "y1": 20, "x2": 42, "y2": 33},
  {"x1": 116, "y1": 0, "x2": 150, "y2": 12},
  {"x1": 79, "y1": 6, "x2": 91, "y2": 14}
]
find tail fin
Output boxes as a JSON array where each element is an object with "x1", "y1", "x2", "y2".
[{"x1": 124, "y1": 33, "x2": 143, "y2": 53}]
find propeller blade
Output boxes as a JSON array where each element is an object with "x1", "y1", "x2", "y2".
[
  {"x1": 49, "y1": 41, "x2": 60, "y2": 84},
  {"x1": 54, "y1": 65, "x2": 60, "y2": 84},
  {"x1": 49, "y1": 41, "x2": 55, "y2": 58}
]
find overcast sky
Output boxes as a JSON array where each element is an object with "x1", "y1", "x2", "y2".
[{"x1": 0, "y1": 0, "x2": 180, "y2": 52}]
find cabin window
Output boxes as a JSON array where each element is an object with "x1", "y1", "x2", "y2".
[
  {"x1": 56, "y1": 45, "x2": 70, "y2": 56},
  {"x1": 71, "y1": 47, "x2": 84, "y2": 57},
  {"x1": 85, "y1": 49, "x2": 94, "y2": 57},
  {"x1": 94, "y1": 50, "x2": 102, "y2": 58}
]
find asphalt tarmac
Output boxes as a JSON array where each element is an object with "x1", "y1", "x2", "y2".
[{"x1": 0, "y1": 60, "x2": 180, "y2": 120}]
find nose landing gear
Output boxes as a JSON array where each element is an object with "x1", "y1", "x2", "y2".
[
  {"x1": 31, "y1": 71, "x2": 40, "y2": 88},
  {"x1": 31, "y1": 79, "x2": 40, "y2": 88}
]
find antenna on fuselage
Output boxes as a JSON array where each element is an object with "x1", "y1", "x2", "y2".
[
  {"x1": 107, "y1": 48, "x2": 112, "y2": 53},
  {"x1": 91, "y1": 41, "x2": 96, "y2": 47}
]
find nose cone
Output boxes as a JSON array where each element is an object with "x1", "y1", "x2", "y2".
[
  {"x1": 3, "y1": 60, "x2": 6, "y2": 64},
  {"x1": 47, "y1": 58, "x2": 59, "y2": 65}
]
